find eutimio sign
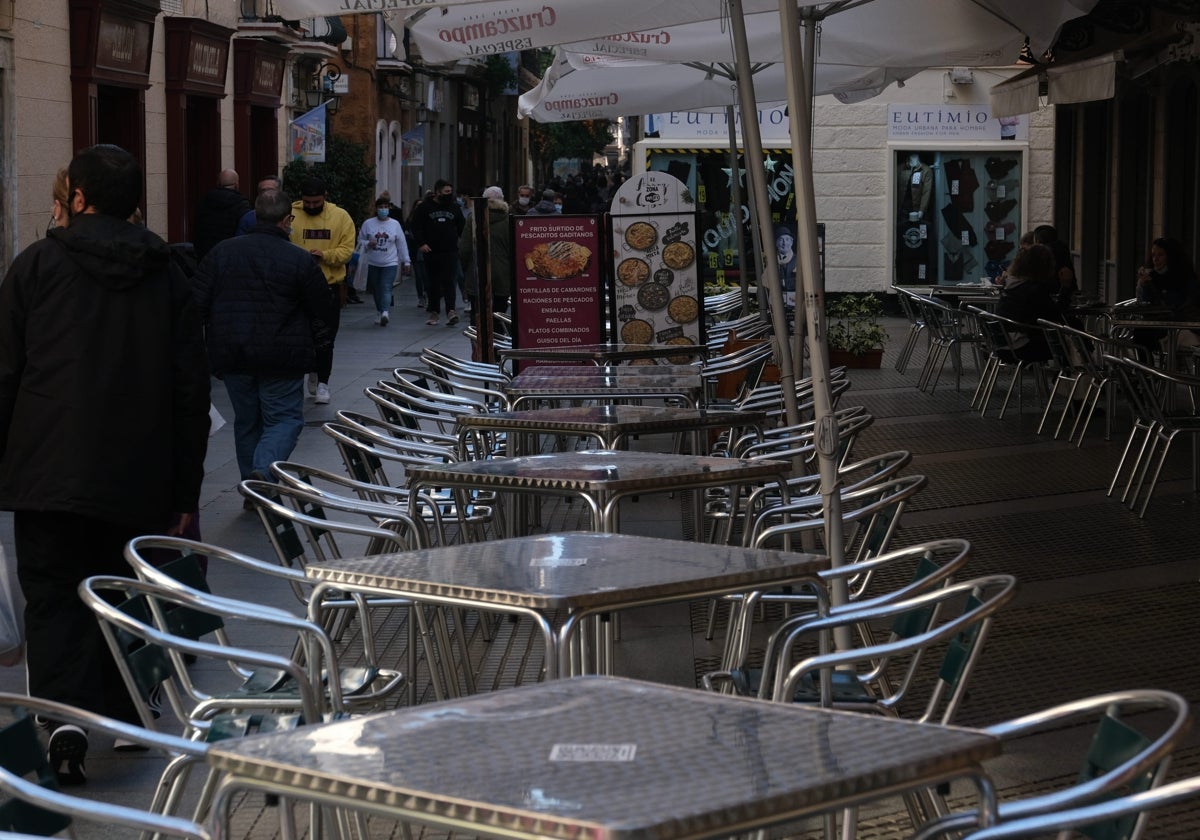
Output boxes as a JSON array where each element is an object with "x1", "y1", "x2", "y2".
[{"x1": 887, "y1": 105, "x2": 1027, "y2": 142}]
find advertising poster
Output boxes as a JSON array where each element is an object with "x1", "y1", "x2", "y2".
[
  {"x1": 610, "y1": 212, "x2": 703, "y2": 358},
  {"x1": 512, "y1": 215, "x2": 604, "y2": 365},
  {"x1": 288, "y1": 102, "x2": 327, "y2": 163}
]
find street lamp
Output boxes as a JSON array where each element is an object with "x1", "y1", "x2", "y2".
[{"x1": 306, "y1": 63, "x2": 342, "y2": 113}]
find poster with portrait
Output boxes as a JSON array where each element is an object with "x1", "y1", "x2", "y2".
[{"x1": 511, "y1": 214, "x2": 605, "y2": 364}]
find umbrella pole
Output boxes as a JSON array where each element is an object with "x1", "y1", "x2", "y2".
[
  {"x1": 725, "y1": 105, "x2": 752, "y2": 318},
  {"x1": 727, "y1": 0, "x2": 800, "y2": 430},
  {"x1": 779, "y1": 0, "x2": 849, "y2": 644}
]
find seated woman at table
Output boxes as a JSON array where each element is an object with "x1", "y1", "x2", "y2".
[
  {"x1": 1134, "y1": 237, "x2": 1200, "y2": 354},
  {"x1": 996, "y1": 243, "x2": 1062, "y2": 362}
]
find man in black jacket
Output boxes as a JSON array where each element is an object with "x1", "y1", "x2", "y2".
[
  {"x1": 0, "y1": 144, "x2": 211, "y2": 784},
  {"x1": 410, "y1": 178, "x2": 466, "y2": 326},
  {"x1": 192, "y1": 189, "x2": 332, "y2": 486},
  {"x1": 193, "y1": 168, "x2": 250, "y2": 260}
]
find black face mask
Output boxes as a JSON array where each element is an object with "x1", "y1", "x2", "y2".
[
  {"x1": 303, "y1": 203, "x2": 324, "y2": 216},
  {"x1": 438, "y1": 194, "x2": 454, "y2": 205}
]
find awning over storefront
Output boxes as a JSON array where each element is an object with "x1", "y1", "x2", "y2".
[{"x1": 991, "y1": 23, "x2": 1199, "y2": 117}]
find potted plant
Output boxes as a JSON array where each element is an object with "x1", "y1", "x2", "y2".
[{"x1": 826, "y1": 293, "x2": 888, "y2": 368}]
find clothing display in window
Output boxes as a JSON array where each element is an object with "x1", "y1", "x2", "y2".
[{"x1": 893, "y1": 150, "x2": 1024, "y2": 286}]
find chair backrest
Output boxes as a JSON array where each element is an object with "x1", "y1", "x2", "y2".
[
  {"x1": 79, "y1": 575, "x2": 326, "y2": 734},
  {"x1": 917, "y1": 689, "x2": 1194, "y2": 840},
  {"x1": 954, "y1": 774, "x2": 1200, "y2": 840},
  {"x1": 0, "y1": 693, "x2": 210, "y2": 839},
  {"x1": 239, "y1": 478, "x2": 419, "y2": 581},
  {"x1": 768, "y1": 574, "x2": 1018, "y2": 723},
  {"x1": 748, "y1": 473, "x2": 928, "y2": 561},
  {"x1": 1105, "y1": 353, "x2": 1200, "y2": 426}
]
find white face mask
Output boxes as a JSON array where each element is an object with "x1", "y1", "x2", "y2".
[{"x1": 518, "y1": 196, "x2": 531, "y2": 206}]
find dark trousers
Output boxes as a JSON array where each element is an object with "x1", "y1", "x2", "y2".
[
  {"x1": 15, "y1": 510, "x2": 147, "y2": 722},
  {"x1": 425, "y1": 250, "x2": 458, "y2": 315},
  {"x1": 316, "y1": 282, "x2": 342, "y2": 384}
]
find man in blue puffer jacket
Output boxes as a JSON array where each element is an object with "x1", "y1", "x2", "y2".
[{"x1": 192, "y1": 189, "x2": 333, "y2": 487}]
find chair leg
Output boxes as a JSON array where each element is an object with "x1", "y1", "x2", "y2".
[
  {"x1": 1125, "y1": 425, "x2": 1162, "y2": 507},
  {"x1": 1137, "y1": 431, "x2": 1176, "y2": 518}
]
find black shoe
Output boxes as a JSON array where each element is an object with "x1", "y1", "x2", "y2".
[
  {"x1": 48, "y1": 724, "x2": 88, "y2": 786},
  {"x1": 347, "y1": 295, "x2": 365, "y2": 304}
]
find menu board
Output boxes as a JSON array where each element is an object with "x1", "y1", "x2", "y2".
[
  {"x1": 610, "y1": 212, "x2": 704, "y2": 357},
  {"x1": 512, "y1": 215, "x2": 605, "y2": 359}
]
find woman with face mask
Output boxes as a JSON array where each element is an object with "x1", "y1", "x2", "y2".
[{"x1": 357, "y1": 193, "x2": 411, "y2": 327}]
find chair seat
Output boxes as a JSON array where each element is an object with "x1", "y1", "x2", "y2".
[{"x1": 206, "y1": 712, "x2": 303, "y2": 742}]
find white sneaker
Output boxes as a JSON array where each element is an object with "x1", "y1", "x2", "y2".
[
  {"x1": 380, "y1": 311, "x2": 389, "y2": 327},
  {"x1": 307, "y1": 372, "x2": 318, "y2": 395},
  {"x1": 315, "y1": 383, "x2": 331, "y2": 404}
]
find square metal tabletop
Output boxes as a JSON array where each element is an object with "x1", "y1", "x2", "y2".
[
  {"x1": 304, "y1": 531, "x2": 828, "y2": 611},
  {"x1": 209, "y1": 676, "x2": 1001, "y2": 840}
]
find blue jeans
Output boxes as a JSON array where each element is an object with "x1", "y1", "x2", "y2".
[
  {"x1": 367, "y1": 264, "x2": 398, "y2": 313},
  {"x1": 223, "y1": 374, "x2": 305, "y2": 479}
]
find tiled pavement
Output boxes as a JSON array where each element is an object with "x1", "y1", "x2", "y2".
[{"x1": 2, "y1": 292, "x2": 1199, "y2": 838}]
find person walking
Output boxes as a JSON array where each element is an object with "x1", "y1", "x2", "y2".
[
  {"x1": 193, "y1": 168, "x2": 250, "y2": 260},
  {"x1": 358, "y1": 193, "x2": 411, "y2": 327},
  {"x1": 509, "y1": 184, "x2": 535, "y2": 216},
  {"x1": 460, "y1": 185, "x2": 512, "y2": 325},
  {"x1": 0, "y1": 144, "x2": 211, "y2": 784},
  {"x1": 193, "y1": 189, "x2": 333, "y2": 492},
  {"x1": 410, "y1": 178, "x2": 465, "y2": 326},
  {"x1": 525, "y1": 188, "x2": 560, "y2": 216},
  {"x1": 289, "y1": 177, "x2": 355, "y2": 405}
]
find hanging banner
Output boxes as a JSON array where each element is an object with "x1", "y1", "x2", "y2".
[
  {"x1": 289, "y1": 102, "x2": 328, "y2": 162},
  {"x1": 401, "y1": 126, "x2": 424, "y2": 167},
  {"x1": 512, "y1": 215, "x2": 605, "y2": 363}
]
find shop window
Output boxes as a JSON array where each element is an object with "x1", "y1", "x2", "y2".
[{"x1": 893, "y1": 149, "x2": 1023, "y2": 286}]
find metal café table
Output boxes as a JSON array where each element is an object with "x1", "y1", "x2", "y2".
[
  {"x1": 306, "y1": 531, "x2": 828, "y2": 688},
  {"x1": 499, "y1": 341, "x2": 710, "y2": 369},
  {"x1": 505, "y1": 368, "x2": 706, "y2": 410},
  {"x1": 405, "y1": 449, "x2": 790, "y2": 535},
  {"x1": 209, "y1": 677, "x2": 1001, "y2": 840},
  {"x1": 455, "y1": 405, "x2": 766, "y2": 452}
]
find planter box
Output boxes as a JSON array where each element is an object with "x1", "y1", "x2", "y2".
[{"x1": 829, "y1": 348, "x2": 884, "y2": 369}]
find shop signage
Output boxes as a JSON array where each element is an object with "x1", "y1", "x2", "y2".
[
  {"x1": 887, "y1": 105, "x2": 1028, "y2": 142},
  {"x1": 645, "y1": 108, "x2": 790, "y2": 141},
  {"x1": 512, "y1": 215, "x2": 604, "y2": 361},
  {"x1": 96, "y1": 12, "x2": 152, "y2": 75},
  {"x1": 610, "y1": 172, "x2": 704, "y2": 356}
]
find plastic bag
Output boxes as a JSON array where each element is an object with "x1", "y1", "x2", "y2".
[
  {"x1": 351, "y1": 249, "x2": 370, "y2": 292},
  {"x1": 0, "y1": 543, "x2": 24, "y2": 667}
]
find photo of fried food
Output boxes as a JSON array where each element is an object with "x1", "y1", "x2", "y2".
[
  {"x1": 624, "y1": 222, "x2": 657, "y2": 251},
  {"x1": 524, "y1": 241, "x2": 592, "y2": 279},
  {"x1": 620, "y1": 319, "x2": 654, "y2": 345},
  {"x1": 617, "y1": 258, "x2": 651, "y2": 287},
  {"x1": 666, "y1": 335, "x2": 696, "y2": 364},
  {"x1": 661, "y1": 241, "x2": 695, "y2": 270},
  {"x1": 638, "y1": 282, "x2": 670, "y2": 311},
  {"x1": 667, "y1": 295, "x2": 699, "y2": 324}
]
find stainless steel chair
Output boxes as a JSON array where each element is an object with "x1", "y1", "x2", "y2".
[
  {"x1": 1104, "y1": 353, "x2": 1200, "y2": 517},
  {"x1": 0, "y1": 692, "x2": 211, "y2": 839},
  {"x1": 913, "y1": 689, "x2": 1193, "y2": 840},
  {"x1": 950, "y1": 774, "x2": 1200, "y2": 839},
  {"x1": 124, "y1": 535, "x2": 406, "y2": 715}
]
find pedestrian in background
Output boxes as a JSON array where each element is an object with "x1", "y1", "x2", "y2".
[
  {"x1": 358, "y1": 192, "x2": 411, "y2": 327},
  {"x1": 193, "y1": 189, "x2": 332, "y2": 491},
  {"x1": 410, "y1": 178, "x2": 465, "y2": 326},
  {"x1": 289, "y1": 177, "x2": 355, "y2": 405}
]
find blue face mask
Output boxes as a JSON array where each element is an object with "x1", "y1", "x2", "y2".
[
  {"x1": 376, "y1": 208, "x2": 389, "y2": 219},
  {"x1": 554, "y1": 204, "x2": 563, "y2": 213}
]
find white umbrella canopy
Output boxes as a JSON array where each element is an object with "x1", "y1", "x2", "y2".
[
  {"x1": 389, "y1": 0, "x2": 1094, "y2": 66},
  {"x1": 517, "y1": 49, "x2": 912, "y2": 122}
]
